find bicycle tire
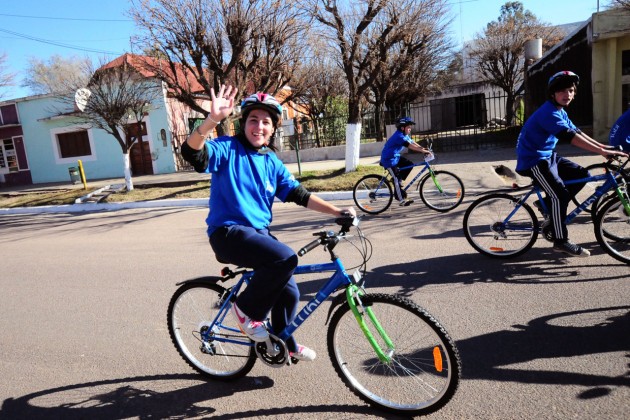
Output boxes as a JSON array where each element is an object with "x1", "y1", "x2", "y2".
[
  {"x1": 463, "y1": 193, "x2": 539, "y2": 258},
  {"x1": 327, "y1": 293, "x2": 460, "y2": 416},
  {"x1": 594, "y1": 196, "x2": 630, "y2": 264},
  {"x1": 353, "y1": 174, "x2": 393, "y2": 214},
  {"x1": 418, "y1": 170, "x2": 465, "y2": 212},
  {"x1": 168, "y1": 282, "x2": 257, "y2": 380}
]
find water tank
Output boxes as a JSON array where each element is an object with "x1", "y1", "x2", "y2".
[{"x1": 524, "y1": 39, "x2": 542, "y2": 61}]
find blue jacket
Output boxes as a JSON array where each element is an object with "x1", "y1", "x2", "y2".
[
  {"x1": 609, "y1": 109, "x2": 630, "y2": 150},
  {"x1": 202, "y1": 136, "x2": 300, "y2": 235},
  {"x1": 516, "y1": 100, "x2": 579, "y2": 171},
  {"x1": 380, "y1": 130, "x2": 411, "y2": 168}
]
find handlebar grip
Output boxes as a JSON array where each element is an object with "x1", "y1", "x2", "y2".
[{"x1": 298, "y1": 238, "x2": 322, "y2": 257}]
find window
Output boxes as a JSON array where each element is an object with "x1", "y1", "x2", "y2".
[
  {"x1": 623, "y1": 50, "x2": 630, "y2": 113},
  {"x1": 0, "y1": 139, "x2": 19, "y2": 172},
  {"x1": 0, "y1": 104, "x2": 19, "y2": 126},
  {"x1": 57, "y1": 130, "x2": 92, "y2": 158}
]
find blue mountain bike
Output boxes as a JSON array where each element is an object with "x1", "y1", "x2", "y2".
[{"x1": 168, "y1": 216, "x2": 461, "y2": 416}]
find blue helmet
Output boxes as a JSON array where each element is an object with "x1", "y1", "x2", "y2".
[{"x1": 395, "y1": 116, "x2": 415, "y2": 129}]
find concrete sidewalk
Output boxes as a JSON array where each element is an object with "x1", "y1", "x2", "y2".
[{"x1": 0, "y1": 143, "x2": 602, "y2": 215}]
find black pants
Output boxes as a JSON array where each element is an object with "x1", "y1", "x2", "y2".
[
  {"x1": 209, "y1": 225, "x2": 300, "y2": 352},
  {"x1": 386, "y1": 156, "x2": 414, "y2": 201},
  {"x1": 516, "y1": 153, "x2": 588, "y2": 242}
]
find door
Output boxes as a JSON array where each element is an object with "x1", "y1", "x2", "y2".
[{"x1": 126, "y1": 122, "x2": 153, "y2": 176}]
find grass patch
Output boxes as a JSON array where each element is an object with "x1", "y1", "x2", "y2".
[{"x1": 1, "y1": 165, "x2": 384, "y2": 208}]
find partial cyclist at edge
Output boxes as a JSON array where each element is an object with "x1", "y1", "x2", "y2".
[
  {"x1": 609, "y1": 108, "x2": 630, "y2": 151},
  {"x1": 515, "y1": 70, "x2": 627, "y2": 257},
  {"x1": 380, "y1": 117, "x2": 432, "y2": 206},
  {"x1": 181, "y1": 84, "x2": 356, "y2": 362}
]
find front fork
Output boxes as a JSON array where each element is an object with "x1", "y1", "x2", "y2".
[
  {"x1": 346, "y1": 285, "x2": 395, "y2": 363},
  {"x1": 427, "y1": 168, "x2": 444, "y2": 193}
]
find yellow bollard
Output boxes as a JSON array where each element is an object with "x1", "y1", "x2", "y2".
[{"x1": 77, "y1": 160, "x2": 88, "y2": 190}]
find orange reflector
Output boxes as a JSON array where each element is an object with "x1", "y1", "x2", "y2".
[
  {"x1": 433, "y1": 346, "x2": 443, "y2": 372},
  {"x1": 489, "y1": 247, "x2": 504, "y2": 251},
  {"x1": 456, "y1": 190, "x2": 461, "y2": 198}
]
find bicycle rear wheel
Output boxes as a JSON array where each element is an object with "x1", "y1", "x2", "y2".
[
  {"x1": 418, "y1": 170, "x2": 465, "y2": 212},
  {"x1": 463, "y1": 193, "x2": 539, "y2": 258},
  {"x1": 594, "y1": 196, "x2": 630, "y2": 264},
  {"x1": 328, "y1": 293, "x2": 460, "y2": 416},
  {"x1": 353, "y1": 174, "x2": 393, "y2": 214},
  {"x1": 168, "y1": 282, "x2": 257, "y2": 380}
]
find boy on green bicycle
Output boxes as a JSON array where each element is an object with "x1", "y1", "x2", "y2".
[{"x1": 380, "y1": 117, "x2": 431, "y2": 206}]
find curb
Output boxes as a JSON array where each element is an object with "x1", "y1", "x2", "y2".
[{"x1": 0, "y1": 191, "x2": 357, "y2": 215}]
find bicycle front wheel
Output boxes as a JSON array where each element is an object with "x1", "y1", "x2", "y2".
[
  {"x1": 594, "y1": 196, "x2": 630, "y2": 264},
  {"x1": 328, "y1": 293, "x2": 460, "y2": 416},
  {"x1": 418, "y1": 170, "x2": 465, "y2": 212},
  {"x1": 168, "y1": 282, "x2": 257, "y2": 380},
  {"x1": 353, "y1": 174, "x2": 393, "y2": 214},
  {"x1": 463, "y1": 193, "x2": 538, "y2": 258}
]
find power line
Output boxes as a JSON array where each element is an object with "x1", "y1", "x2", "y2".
[
  {"x1": 0, "y1": 27, "x2": 124, "y2": 55},
  {"x1": 0, "y1": 12, "x2": 132, "y2": 22}
]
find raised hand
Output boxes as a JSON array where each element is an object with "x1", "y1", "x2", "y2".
[{"x1": 209, "y1": 84, "x2": 238, "y2": 122}]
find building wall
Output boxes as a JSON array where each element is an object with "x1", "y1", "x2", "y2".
[
  {"x1": 16, "y1": 92, "x2": 177, "y2": 184},
  {"x1": 591, "y1": 9, "x2": 630, "y2": 140}
]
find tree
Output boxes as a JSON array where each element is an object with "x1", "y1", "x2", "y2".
[
  {"x1": 364, "y1": 0, "x2": 453, "y2": 141},
  {"x1": 129, "y1": 0, "x2": 310, "y2": 134},
  {"x1": 55, "y1": 57, "x2": 163, "y2": 190},
  {"x1": 301, "y1": 0, "x2": 452, "y2": 171},
  {"x1": 22, "y1": 55, "x2": 92, "y2": 95},
  {"x1": 468, "y1": 1, "x2": 563, "y2": 126},
  {"x1": 0, "y1": 52, "x2": 16, "y2": 99},
  {"x1": 610, "y1": 0, "x2": 630, "y2": 10}
]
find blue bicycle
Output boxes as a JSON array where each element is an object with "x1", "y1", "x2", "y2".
[
  {"x1": 353, "y1": 151, "x2": 465, "y2": 214},
  {"x1": 463, "y1": 156, "x2": 630, "y2": 264},
  {"x1": 168, "y1": 216, "x2": 461, "y2": 415}
]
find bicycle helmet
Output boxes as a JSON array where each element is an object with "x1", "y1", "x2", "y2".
[
  {"x1": 240, "y1": 92, "x2": 283, "y2": 126},
  {"x1": 395, "y1": 116, "x2": 415, "y2": 129},
  {"x1": 548, "y1": 71, "x2": 579, "y2": 94}
]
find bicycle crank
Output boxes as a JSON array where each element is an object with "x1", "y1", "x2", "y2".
[{"x1": 255, "y1": 334, "x2": 289, "y2": 368}]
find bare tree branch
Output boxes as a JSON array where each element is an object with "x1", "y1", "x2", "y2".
[{"x1": 0, "y1": 52, "x2": 16, "y2": 99}]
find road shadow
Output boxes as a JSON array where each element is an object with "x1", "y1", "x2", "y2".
[
  {"x1": 0, "y1": 373, "x2": 403, "y2": 420},
  {"x1": 459, "y1": 305, "x2": 630, "y2": 396}
]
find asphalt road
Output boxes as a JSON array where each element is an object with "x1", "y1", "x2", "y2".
[{"x1": 1, "y1": 184, "x2": 629, "y2": 419}]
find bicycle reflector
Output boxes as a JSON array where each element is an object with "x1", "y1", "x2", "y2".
[{"x1": 433, "y1": 346, "x2": 443, "y2": 372}]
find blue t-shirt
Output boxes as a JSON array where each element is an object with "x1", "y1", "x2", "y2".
[
  {"x1": 380, "y1": 130, "x2": 411, "y2": 168},
  {"x1": 202, "y1": 136, "x2": 300, "y2": 235},
  {"x1": 516, "y1": 100, "x2": 579, "y2": 171},
  {"x1": 609, "y1": 109, "x2": 630, "y2": 151}
]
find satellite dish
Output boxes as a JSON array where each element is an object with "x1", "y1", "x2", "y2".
[{"x1": 74, "y1": 88, "x2": 92, "y2": 112}]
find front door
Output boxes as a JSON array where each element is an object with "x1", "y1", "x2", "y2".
[{"x1": 126, "y1": 122, "x2": 153, "y2": 176}]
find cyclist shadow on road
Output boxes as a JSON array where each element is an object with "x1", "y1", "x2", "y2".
[
  {"x1": 0, "y1": 373, "x2": 390, "y2": 420},
  {"x1": 458, "y1": 306, "x2": 630, "y2": 395}
]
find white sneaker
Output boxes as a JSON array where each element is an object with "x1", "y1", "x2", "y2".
[
  {"x1": 291, "y1": 344, "x2": 316, "y2": 361},
  {"x1": 230, "y1": 303, "x2": 269, "y2": 342}
]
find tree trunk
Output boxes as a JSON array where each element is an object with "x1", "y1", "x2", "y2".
[
  {"x1": 123, "y1": 153, "x2": 134, "y2": 191},
  {"x1": 345, "y1": 97, "x2": 362, "y2": 173},
  {"x1": 375, "y1": 103, "x2": 385, "y2": 142},
  {"x1": 505, "y1": 93, "x2": 515, "y2": 127}
]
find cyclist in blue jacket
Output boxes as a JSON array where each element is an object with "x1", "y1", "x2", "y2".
[
  {"x1": 380, "y1": 117, "x2": 431, "y2": 206},
  {"x1": 515, "y1": 71, "x2": 626, "y2": 257},
  {"x1": 609, "y1": 109, "x2": 630, "y2": 151},
  {"x1": 182, "y1": 84, "x2": 355, "y2": 361}
]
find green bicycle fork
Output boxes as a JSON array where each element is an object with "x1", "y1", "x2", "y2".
[
  {"x1": 428, "y1": 169, "x2": 445, "y2": 193},
  {"x1": 346, "y1": 285, "x2": 395, "y2": 363}
]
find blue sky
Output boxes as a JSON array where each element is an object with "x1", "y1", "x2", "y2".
[{"x1": 0, "y1": 0, "x2": 608, "y2": 99}]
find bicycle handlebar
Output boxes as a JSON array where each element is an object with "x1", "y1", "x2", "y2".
[{"x1": 297, "y1": 216, "x2": 360, "y2": 257}]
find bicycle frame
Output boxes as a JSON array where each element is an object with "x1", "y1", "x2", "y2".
[
  {"x1": 532, "y1": 170, "x2": 630, "y2": 223},
  {"x1": 204, "y1": 255, "x2": 395, "y2": 363},
  {"x1": 502, "y1": 169, "x2": 630, "y2": 230}
]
